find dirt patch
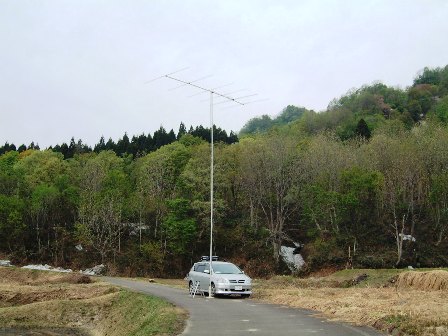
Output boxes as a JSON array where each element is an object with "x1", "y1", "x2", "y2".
[{"x1": 396, "y1": 270, "x2": 448, "y2": 291}]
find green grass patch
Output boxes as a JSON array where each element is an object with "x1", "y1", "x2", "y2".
[{"x1": 99, "y1": 290, "x2": 187, "y2": 336}]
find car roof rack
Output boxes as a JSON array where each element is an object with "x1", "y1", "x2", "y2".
[{"x1": 201, "y1": 256, "x2": 218, "y2": 261}]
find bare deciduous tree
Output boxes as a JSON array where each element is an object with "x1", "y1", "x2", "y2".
[{"x1": 239, "y1": 135, "x2": 300, "y2": 261}]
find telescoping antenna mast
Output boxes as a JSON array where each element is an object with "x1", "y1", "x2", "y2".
[{"x1": 148, "y1": 68, "x2": 264, "y2": 298}]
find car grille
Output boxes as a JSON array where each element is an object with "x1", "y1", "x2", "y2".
[{"x1": 229, "y1": 280, "x2": 245, "y2": 284}]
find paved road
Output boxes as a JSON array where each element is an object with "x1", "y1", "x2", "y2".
[{"x1": 104, "y1": 277, "x2": 384, "y2": 336}]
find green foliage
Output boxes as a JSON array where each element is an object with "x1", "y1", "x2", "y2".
[
  {"x1": 303, "y1": 236, "x2": 346, "y2": 269},
  {"x1": 162, "y1": 198, "x2": 197, "y2": 254},
  {"x1": 178, "y1": 134, "x2": 205, "y2": 147},
  {"x1": 74, "y1": 222, "x2": 92, "y2": 246},
  {"x1": 0, "y1": 151, "x2": 20, "y2": 196},
  {"x1": 240, "y1": 105, "x2": 308, "y2": 135},
  {"x1": 14, "y1": 150, "x2": 67, "y2": 195},
  {"x1": 339, "y1": 167, "x2": 384, "y2": 236},
  {"x1": 0, "y1": 195, "x2": 25, "y2": 251},
  {"x1": 430, "y1": 95, "x2": 448, "y2": 124},
  {"x1": 240, "y1": 114, "x2": 273, "y2": 134},
  {"x1": 407, "y1": 84, "x2": 437, "y2": 120},
  {"x1": 141, "y1": 242, "x2": 164, "y2": 275},
  {"x1": 414, "y1": 65, "x2": 448, "y2": 95}
]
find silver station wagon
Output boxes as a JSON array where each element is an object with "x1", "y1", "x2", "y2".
[{"x1": 186, "y1": 257, "x2": 252, "y2": 298}]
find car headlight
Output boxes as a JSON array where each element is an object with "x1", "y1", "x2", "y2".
[{"x1": 215, "y1": 277, "x2": 229, "y2": 284}]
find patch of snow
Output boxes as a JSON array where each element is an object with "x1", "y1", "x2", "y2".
[
  {"x1": 399, "y1": 233, "x2": 416, "y2": 242},
  {"x1": 281, "y1": 244, "x2": 305, "y2": 272},
  {"x1": 20, "y1": 263, "x2": 105, "y2": 275},
  {"x1": 22, "y1": 264, "x2": 72, "y2": 273},
  {"x1": 127, "y1": 223, "x2": 150, "y2": 236},
  {"x1": 54, "y1": 267, "x2": 73, "y2": 273},
  {"x1": 0, "y1": 260, "x2": 13, "y2": 267},
  {"x1": 80, "y1": 264, "x2": 106, "y2": 276}
]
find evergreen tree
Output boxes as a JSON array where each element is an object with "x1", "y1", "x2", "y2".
[
  {"x1": 144, "y1": 133, "x2": 154, "y2": 153},
  {"x1": 129, "y1": 135, "x2": 139, "y2": 156},
  {"x1": 94, "y1": 136, "x2": 106, "y2": 153},
  {"x1": 66, "y1": 137, "x2": 76, "y2": 158},
  {"x1": 0, "y1": 142, "x2": 16, "y2": 155},
  {"x1": 213, "y1": 126, "x2": 227, "y2": 143},
  {"x1": 228, "y1": 131, "x2": 239, "y2": 144},
  {"x1": 177, "y1": 122, "x2": 187, "y2": 140},
  {"x1": 105, "y1": 138, "x2": 116, "y2": 151},
  {"x1": 153, "y1": 126, "x2": 169, "y2": 149},
  {"x1": 168, "y1": 129, "x2": 176, "y2": 143},
  {"x1": 116, "y1": 133, "x2": 130, "y2": 156},
  {"x1": 355, "y1": 118, "x2": 371, "y2": 139},
  {"x1": 60, "y1": 143, "x2": 69, "y2": 158}
]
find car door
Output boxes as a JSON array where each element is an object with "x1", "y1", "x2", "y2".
[
  {"x1": 191, "y1": 263, "x2": 209, "y2": 292},
  {"x1": 195, "y1": 263, "x2": 210, "y2": 292}
]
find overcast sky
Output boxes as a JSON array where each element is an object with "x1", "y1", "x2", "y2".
[{"x1": 1, "y1": 0, "x2": 447, "y2": 148}]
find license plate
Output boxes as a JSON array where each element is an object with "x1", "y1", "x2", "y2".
[{"x1": 234, "y1": 285, "x2": 242, "y2": 290}]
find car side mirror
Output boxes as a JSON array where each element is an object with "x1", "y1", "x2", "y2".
[{"x1": 204, "y1": 269, "x2": 210, "y2": 274}]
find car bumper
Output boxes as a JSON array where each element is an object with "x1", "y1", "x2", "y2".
[{"x1": 215, "y1": 284, "x2": 252, "y2": 295}]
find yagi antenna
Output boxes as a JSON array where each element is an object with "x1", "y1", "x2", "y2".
[
  {"x1": 146, "y1": 70, "x2": 265, "y2": 108},
  {"x1": 161, "y1": 74, "x2": 247, "y2": 106}
]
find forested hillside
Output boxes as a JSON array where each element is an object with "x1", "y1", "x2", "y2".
[
  {"x1": 0, "y1": 123, "x2": 238, "y2": 159},
  {"x1": 1, "y1": 65, "x2": 448, "y2": 277}
]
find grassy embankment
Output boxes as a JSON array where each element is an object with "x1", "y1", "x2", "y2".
[{"x1": 0, "y1": 267, "x2": 187, "y2": 336}]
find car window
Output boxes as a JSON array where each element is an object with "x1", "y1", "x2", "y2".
[
  {"x1": 195, "y1": 264, "x2": 205, "y2": 272},
  {"x1": 212, "y1": 263, "x2": 243, "y2": 274}
]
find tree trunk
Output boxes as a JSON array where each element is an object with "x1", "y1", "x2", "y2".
[{"x1": 394, "y1": 212, "x2": 405, "y2": 266}]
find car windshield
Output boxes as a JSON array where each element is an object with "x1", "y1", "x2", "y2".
[{"x1": 212, "y1": 263, "x2": 243, "y2": 274}]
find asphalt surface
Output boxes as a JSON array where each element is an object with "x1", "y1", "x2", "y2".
[{"x1": 103, "y1": 277, "x2": 384, "y2": 336}]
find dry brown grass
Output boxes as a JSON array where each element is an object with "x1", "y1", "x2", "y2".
[
  {"x1": 397, "y1": 270, "x2": 448, "y2": 291},
  {"x1": 152, "y1": 278, "x2": 186, "y2": 289},
  {"x1": 253, "y1": 271, "x2": 448, "y2": 336},
  {"x1": 0, "y1": 267, "x2": 120, "y2": 334},
  {"x1": 0, "y1": 266, "x2": 93, "y2": 286},
  {"x1": 0, "y1": 267, "x2": 186, "y2": 336}
]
